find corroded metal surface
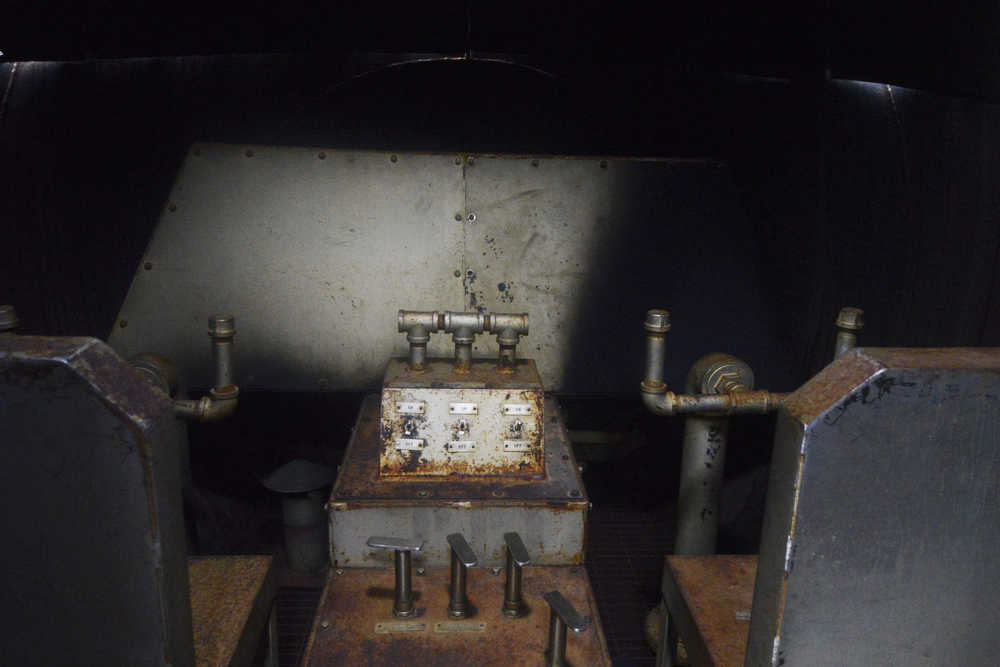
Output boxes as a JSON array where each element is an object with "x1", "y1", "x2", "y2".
[
  {"x1": 380, "y1": 359, "x2": 544, "y2": 478},
  {"x1": 749, "y1": 347, "x2": 1000, "y2": 666},
  {"x1": 662, "y1": 555, "x2": 756, "y2": 667},
  {"x1": 302, "y1": 565, "x2": 611, "y2": 666},
  {"x1": 189, "y1": 555, "x2": 277, "y2": 667},
  {"x1": 330, "y1": 395, "x2": 587, "y2": 567},
  {"x1": 0, "y1": 335, "x2": 193, "y2": 665}
]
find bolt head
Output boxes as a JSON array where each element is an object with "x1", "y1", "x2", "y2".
[
  {"x1": 416, "y1": 567, "x2": 426, "y2": 576},
  {"x1": 836, "y1": 307, "x2": 865, "y2": 331},
  {"x1": 320, "y1": 620, "x2": 330, "y2": 629},
  {"x1": 643, "y1": 309, "x2": 671, "y2": 333}
]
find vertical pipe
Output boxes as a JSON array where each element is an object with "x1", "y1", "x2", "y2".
[
  {"x1": 675, "y1": 416, "x2": 729, "y2": 555},
  {"x1": 546, "y1": 613, "x2": 568, "y2": 667},
  {"x1": 642, "y1": 310, "x2": 670, "y2": 387},
  {"x1": 393, "y1": 550, "x2": 414, "y2": 617},
  {"x1": 834, "y1": 307, "x2": 864, "y2": 360},
  {"x1": 407, "y1": 324, "x2": 429, "y2": 370},
  {"x1": 448, "y1": 550, "x2": 467, "y2": 618},
  {"x1": 453, "y1": 326, "x2": 474, "y2": 371},
  {"x1": 208, "y1": 315, "x2": 235, "y2": 388}
]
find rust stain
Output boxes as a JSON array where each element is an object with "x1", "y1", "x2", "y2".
[
  {"x1": 302, "y1": 565, "x2": 611, "y2": 666},
  {"x1": 664, "y1": 555, "x2": 757, "y2": 667}
]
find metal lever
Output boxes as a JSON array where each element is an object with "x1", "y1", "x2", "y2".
[
  {"x1": 366, "y1": 536, "x2": 424, "y2": 617},
  {"x1": 542, "y1": 590, "x2": 590, "y2": 667},
  {"x1": 446, "y1": 533, "x2": 479, "y2": 618},
  {"x1": 502, "y1": 532, "x2": 531, "y2": 618}
]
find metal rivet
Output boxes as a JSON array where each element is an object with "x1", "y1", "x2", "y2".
[
  {"x1": 119, "y1": 319, "x2": 128, "y2": 328},
  {"x1": 491, "y1": 567, "x2": 502, "y2": 575},
  {"x1": 335, "y1": 568, "x2": 344, "y2": 576},
  {"x1": 416, "y1": 567, "x2": 426, "y2": 576},
  {"x1": 600, "y1": 160, "x2": 608, "y2": 169},
  {"x1": 455, "y1": 213, "x2": 463, "y2": 221},
  {"x1": 318, "y1": 152, "x2": 326, "y2": 160},
  {"x1": 245, "y1": 149, "x2": 254, "y2": 158},
  {"x1": 467, "y1": 213, "x2": 476, "y2": 222},
  {"x1": 417, "y1": 489, "x2": 430, "y2": 497},
  {"x1": 390, "y1": 154, "x2": 398, "y2": 163},
  {"x1": 320, "y1": 620, "x2": 330, "y2": 629},
  {"x1": 144, "y1": 262, "x2": 153, "y2": 270},
  {"x1": 167, "y1": 203, "x2": 177, "y2": 212},
  {"x1": 531, "y1": 159, "x2": 539, "y2": 167}
]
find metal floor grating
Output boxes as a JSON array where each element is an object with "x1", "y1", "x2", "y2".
[
  {"x1": 275, "y1": 587, "x2": 323, "y2": 667},
  {"x1": 586, "y1": 504, "x2": 672, "y2": 667}
]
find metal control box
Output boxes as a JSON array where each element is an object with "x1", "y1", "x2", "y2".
[{"x1": 379, "y1": 358, "x2": 545, "y2": 478}]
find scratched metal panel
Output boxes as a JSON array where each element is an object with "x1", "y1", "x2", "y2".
[
  {"x1": 748, "y1": 348, "x2": 1000, "y2": 666},
  {"x1": 109, "y1": 147, "x2": 759, "y2": 392},
  {"x1": 109, "y1": 145, "x2": 466, "y2": 391}
]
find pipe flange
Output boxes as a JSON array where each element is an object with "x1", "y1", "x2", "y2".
[
  {"x1": 406, "y1": 325, "x2": 430, "y2": 345},
  {"x1": 643, "y1": 309, "x2": 670, "y2": 334},
  {"x1": 836, "y1": 307, "x2": 864, "y2": 331},
  {"x1": 497, "y1": 327, "x2": 520, "y2": 346},
  {"x1": 210, "y1": 384, "x2": 240, "y2": 401}
]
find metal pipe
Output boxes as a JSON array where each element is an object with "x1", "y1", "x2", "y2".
[
  {"x1": 173, "y1": 314, "x2": 239, "y2": 422},
  {"x1": 393, "y1": 550, "x2": 415, "y2": 617},
  {"x1": 545, "y1": 611, "x2": 568, "y2": 667},
  {"x1": 497, "y1": 327, "x2": 519, "y2": 370},
  {"x1": 676, "y1": 415, "x2": 729, "y2": 554},
  {"x1": 641, "y1": 389, "x2": 787, "y2": 416},
  {"x1": 397, "y1": 309, "x2": 529, "y2": 335},
  {"x1": 406, "y1": 323, "x2": 429, "y2": 370},
  {"x1": 834, "y1": 306, "x2": 864, "y2": 359},
  {"x1": 643, "y1": 310, "x2": 670, "y2": 388},
  {"x1": 453, "y1": 326, "x2": 474, "y2": 371}
]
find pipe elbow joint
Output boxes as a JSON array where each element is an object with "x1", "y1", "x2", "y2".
[{"x1": 641, "y1": 386, "x2": 676, "y2": 416}]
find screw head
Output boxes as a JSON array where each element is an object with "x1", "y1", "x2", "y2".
[
  {"x1": 836, "y1": 307, "x2": 865, "y2": 331},
  {"x1": 318, "y1": 151, "x2": 326, "y2": 160},
  {"x1": 491, "y1": 567, "x2": 502, "y2": 575},
  {"x1": 643, "y1": 309, "x2": 671, "y2": 333},
  {"x1": 320, "y1": 619, "x2": 330, "y2": 629},
  {"x1": 467, "y1": 213, "x2": 476, "y2": 222},
  {"x1": 335, "y1": 568, "x2": 344, "y2": 576},
  {"x1": 390, "y1": 154, "x2": 398, "y2": 163},
  {"x1": 416, "y1": 567, "x2": 426, "y2": 576}
]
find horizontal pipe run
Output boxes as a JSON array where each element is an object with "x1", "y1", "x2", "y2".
[{"x1": 640, "y1": 389, "x2": 788, "y2": 416}]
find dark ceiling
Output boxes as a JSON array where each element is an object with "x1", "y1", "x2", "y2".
[{"x1": 6, "y1": 4, "x2": 1000, "y2": 101}]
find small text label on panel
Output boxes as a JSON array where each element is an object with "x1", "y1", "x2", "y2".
[
  {"x1": 449, "y1": 402, "x2": 478, "y2": 415},
  {"x1": 448, "y1": 440, "x2": 477, "y2": 452},
  {"x1": 396, "y1": 401, "x2": 425, "y2": 415},
  {"x1": 502, "y1": 403, "x2": 532, "y2": 416},
  {"x1": 503, "y1": 440, "x2": 531, "y2": 452},
  {"x1": 395, "y1": 438, "x2": 425, "y2": 451}
]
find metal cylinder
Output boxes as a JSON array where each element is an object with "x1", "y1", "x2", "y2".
[
  {"x1": 407, "y1": 324, "x2": 429, "y2": 370},
  {"x1": 834, "y1": 307, "x2": 864, "y2": 360},
  {"x1": 642, "y1": 310, "x2": 670, "y2": 388},
  {"x1": 393, "y1": 550, "x2": 415, "y2": 617},
  {"x1": 208, "y1": 314, "x2": 235, "y2": 388},
  {"x1": 675, "y1": 416, "x2": 729, "y2": 554},
  {"x1": 282, "y1": 492, "x2": 329, "y2": 573},
  {"x1": 453, "y1": 327, "x2": 474, "y2": 371},
  {"x1": 545, "y1": 613, "x2": 568, "y2": 667},
  {"x1": 502, "y1": 549, "x2": 524, "y2": 617},
  {"x1": 447, "y1": 551, "x2": 468, "y2": 618}
]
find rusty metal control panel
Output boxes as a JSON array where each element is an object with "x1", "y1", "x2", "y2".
[
  {"x1": 379, "y1": 358, "x2": 545, "y2": 478},
  {"x1": 316, "y1": 308, "x2": 611, "y2": 665},
  {"x1": 380, "y1": 309, "x2": 543, "y2": 478}
]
